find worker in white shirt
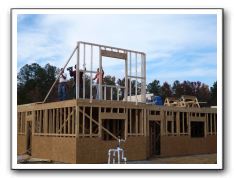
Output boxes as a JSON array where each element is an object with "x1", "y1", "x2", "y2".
[{"x1": 58, "y1": 68, "x2": 67, "y2": 101}]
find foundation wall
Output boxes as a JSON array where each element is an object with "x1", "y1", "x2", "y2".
[
  {"x1": 17, "y1": 135, "x2": 26, "y2": 154},
  {"x1": 160, "y1": 135, "x2": 217, "y2": 157},
  {"x1": 76, "y1": 136, "x2": 148, "y2": 163},
  {"x1": 32, "y1": 136, "x2": 76, "y2": 163}
]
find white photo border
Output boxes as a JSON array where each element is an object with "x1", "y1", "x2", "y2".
[{"x1": 11, "y1": 8, "x2": 223, "y2": 170}]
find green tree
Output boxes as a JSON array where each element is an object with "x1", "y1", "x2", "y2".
[
  {"x1": 160, "y1": 82, "x2": 172, "y2": 102},
  {"x1": 147, "y1": 80, "x2": 161, "y2": 95},
  {"x1": 172, "y1": 80, "x2": 182, "y2": 97},
  {"x1": 196, "y1": 83, "x2": 210, "y2": 106},
  {"x1": 17, "y1": 63, "x2": 58, "y2": 104},
  {"x1": 209, "y1": 81, "x2": 217, "y2": 106}
]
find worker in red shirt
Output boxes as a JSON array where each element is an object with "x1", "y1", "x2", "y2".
[{"x1": 93, "y1": 68, "x2": 104, "y2": 100}]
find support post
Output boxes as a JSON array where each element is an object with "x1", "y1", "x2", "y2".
[
  {"x1": 124, "y1": 51, "x2": 128, "y2": 101},
  {"x1": 99, "y1": 47, "x2": 102, "y2": 100},
  {"x1": 125, "y1": 109, "x2": 128, "y2": 140},
  {"x1": 130, "y1": 109, "x2": 132, "y2": 134},
  {"x1": 141, "y1": 54, "x2": 146, "y2": 103},
  {"x1": 56, "y1": 109, "x2": 59, "y2": 134},
  {"x1": 90, "y1": 45, "x2": 93, "y2": 102},
  {"x1": 90, "y1": 107, "x2": 92, "y2": 137},
  {"x1": 187, "y1": 112, "x2": 191, "y2": 136},
  {"x1": 129, "y1": 52, "x2": 132, "y2": 101},
  {"x1": 144, "y1": 109, "x2": 147, "y2": 136},
  {"x1": 83, "y1": 107, "x2": 85, "y2": 136},
  {"x1": 98, "y1": 107, "x2": 101, "y2": 137},
  {"x1": 176, "y1": 112, "x2": 180, "y2": 136},
  {"x1": 83, "y1": 44, "x2": 85, "y2": 99},
  {"x1": 44, "y1": 110, "x2": 48, "y2": 134},
  {"x1": 76, "y1": 106, "x2": 80, "y2": 138},
  {"x1": 76, "y1": 42, "x2": 80, "y2": 99},
  {"x1": 135, "y1": 53, "x2": 138, "y2": 104},
  {"x1": 32, "y1": 111, "x2": 35, "y2": 135},
  {"x1": 182, "y1": 112, "x2": 185, "y2": 134},
  {"x1": 68, "y1": 107, "x2": 71, "y2": 134}
]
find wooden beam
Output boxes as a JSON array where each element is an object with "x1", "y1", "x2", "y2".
[
  {"x1": 72, "y1": 107, "x2": 75, "y2": 134},
  {"x1": 204, "y1": 113, "x2": 207, "y2": 137},
  {"x1": 125, "y1": 109, "x2": 128, "y2": 140},
  {"x1": 90, "y1": 107, "x2": 92, "y2": 137},
  {"x1": 60, "y1": 108, "x2": 62, "y2": 135},
  {"x1": 100, "y1": 113, "x2": 127, "y2": 120},
  {"x1": 98, "y1": 107, "x2": 101, "y2": 138},
  {"x1": 130, "y1": 109, "x2": 132, "y2": 134},
  {"x1": 34, "y1": 133, "x2": 75, "y2": 137},
  {"x1": 43, "y1": 109, "x2": 48, "y2": 133},
  {"x1": 32, "y1": 111, "x2": 35, "y2": 135},
  {"x1": 165, "y1": 112, "x2": 168, "y2": 136},
  {"x1": 76, "y1": 106, "x2": 79, "y2": 137},
  {"x1": 124, "y1": 55, "x2": 128, "y2": 101},
  {"x1": 83, "y1": 107, "x2": 85, "y2": 136},
  {"x1": 136, "y1": 110, "x2": 138, "y2": 134},
  {"x1": 101, "y1": 50, "x2": 127, "y2": 60},
  {"x1": 141, "y1": 110, "x2": 143, "y2": 135},
  {"x1": 48, "y1": 110, "x2": 51, "y2": 133},
  {"x1": 57, "y1": 107, "x2": 74, "y2": 134},
  {"x1": 188, "y1": 112, "x2": 191, "y2": 136},
  {"x1": 64, "y1": 108, "x2": 66, "y2": 134},
  {"x1": 20, "y1": 113, "x2": 23, "y2": 133},
  {"x1": 171, "y1": 113, "x2": 174, "y2": 135},
  {"x1": 56, "y1": 108, "x2": 59, "y2": 134},
  {"x1": 40, "y1": 110, "x2": 43, "y2": 133},
  {"x1": 79, "y1": 107, "x2": 118, "y2": 140},
  {"x1": 144, "y1": 109, "x2": 147, "y2": 136},
  {"x1": 182, "y1": 112, "x2": 184, "y2": 134},
  {"x1": 211, "y1": 113, "x2": 213, "y2": 135},
  {"x1": 68, "y1": 107, "x2": 71, "y2": 134},
  {"x1": 52, "y1": 109, "x2": 55, "y2": 133}
]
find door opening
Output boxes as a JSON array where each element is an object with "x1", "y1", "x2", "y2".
[
  {"x1": 26, "y1": 121, "x2": 32, "y2": 155},
  {"x1": 149, "y1": 121, "x2": 161, "y2": 155}
]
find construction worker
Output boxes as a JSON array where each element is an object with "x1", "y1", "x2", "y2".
[
  {"x1": 93, "y1": 67, "x2": 104, "y2": 100},
  {"x1": 58, "y1": 68, "x2": 67, "y2": 101},
  {"x1": 68, "y1": 65, "x2": 85, "y2": 98}
]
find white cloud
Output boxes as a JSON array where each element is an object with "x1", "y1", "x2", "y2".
[{"x1": 17, "y1": 13, "x2": 217, "y2": 86}]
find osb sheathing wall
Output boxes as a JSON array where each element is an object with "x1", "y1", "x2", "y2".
[
  {"x1": 17, "y1": 135, "x2": 26, "y2": 154},
  {"x1": 76, "y1": 136, "x2": 148, "y2": 164},
  {"x1": 17, "y1": 99, "x2": 217, "y2": 163},
  {"x1": 32, "y1": 136, "x2": 76, "y2": 163},
  {"x1": 160, "y1": 135, "x2": 217, "y2": 157}
]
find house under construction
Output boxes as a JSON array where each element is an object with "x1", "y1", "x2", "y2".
[{"x1": 17, "y1": 42, "x2": 217, "y2": 163}]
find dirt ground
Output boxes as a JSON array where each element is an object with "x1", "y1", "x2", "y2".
[
  {"x1": 148, "y1": 154, "x2": 217, "y2": 164},
  {"x1": 127, "y1": 154, "x2": 217, "y2": 164},
  {"x1": 18, "y1": 153, "x2": 217, "y2": 164}
]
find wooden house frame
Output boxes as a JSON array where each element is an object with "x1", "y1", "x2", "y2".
[{"x1": 17, "y1": 42, "x2": 217, "y2": 163}]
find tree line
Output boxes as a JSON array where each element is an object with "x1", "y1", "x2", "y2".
[{"x1": 17, "y1": 63, "x2": 217, "y2": 106}]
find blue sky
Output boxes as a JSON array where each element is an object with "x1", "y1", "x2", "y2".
[{"x1": 17, "y1": 13, "x2": 217, "y2": 87}]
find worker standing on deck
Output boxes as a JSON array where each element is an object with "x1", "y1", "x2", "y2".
[
  {"x1": 58, "y1": 68, "x2": 67, "y2": 101},
  {"x1": 68, "y1": 65, "x2": 85, "y2": 98},
  {"x1": 93, "y1": 68, "x2": 104, "y2": 100}
]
